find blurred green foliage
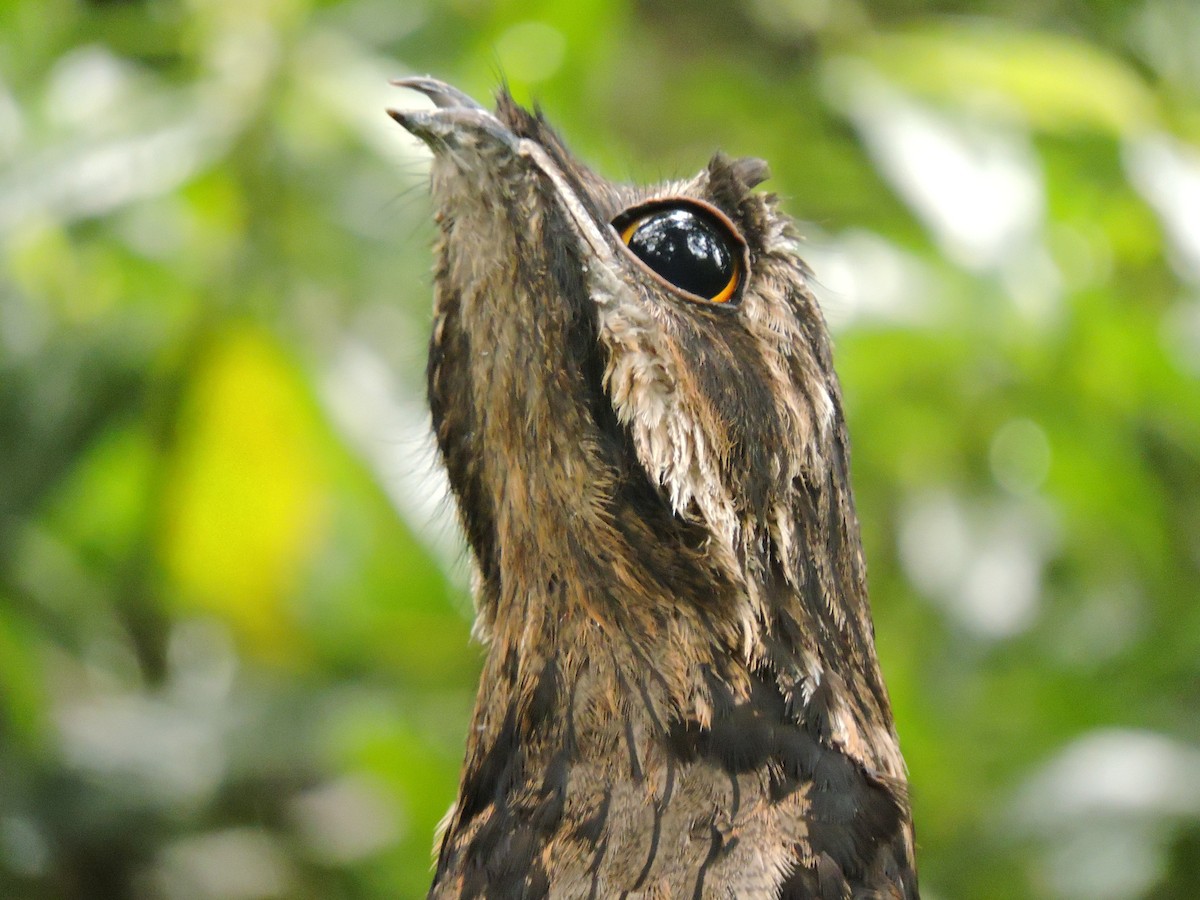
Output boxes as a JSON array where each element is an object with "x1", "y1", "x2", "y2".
[{"x1": 2, "y1": 0, "x2": 1199, "y2": 897}]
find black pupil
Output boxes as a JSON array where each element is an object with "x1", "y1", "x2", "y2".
[{"x1": 626, "y1": 208, "x2": 735, "y2": 299}]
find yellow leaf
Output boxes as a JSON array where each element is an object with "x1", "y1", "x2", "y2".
[{"x1": 162, "y1": 326, "x2": 328, "y2": 660}]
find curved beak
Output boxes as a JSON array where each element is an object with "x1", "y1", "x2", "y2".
[{"x1": 387, "y1": 77, "x2": 517, "y2": 152}]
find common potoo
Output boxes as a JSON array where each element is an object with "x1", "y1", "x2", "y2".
[{"x1": 389, "y1": 78, "x2": 918, "y2": 899}]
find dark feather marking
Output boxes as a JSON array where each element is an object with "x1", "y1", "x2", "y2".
[
  {"x1": 629, "y1": 799, "x2": 663, "y2": 892},
  {"x1": 817, "y1": 852, "x2": 850, "y2": 898},
  {"x1": 564, "y1": 656, "x2": 583, "y2": 752},
  {"x1": 467, "y1": 822, "x2": 539, "y2": 898},
  {"x1": 525, "y1": 864, "x2": 551, "y2": 899},
  {"x1": 532, "y1": 747, "x2": 569, "y2": 833},
  {"x1": 701, "y1": 664, "x2": 735, "y2": 717},
  {"x1": 527, "y1": 655, "x2": 560, "y2": 732},
  {"x1": 662, "y1": 751, "x2": 677, "y2": 808},
  {"x1": 623, "y1": 709, "x2": 643, "y2": 783},
  {"x1": 692, "y1": 824, "x2": 725, "y2": 900},
  {"x1": 729, "y1": 769, "x2": 741, "y2": 821},
  {"x1": 778, "y1": 862, "x2": 820, "y2": 900},
  {"x1": 621, "y1": 643, "x2": 669, "y2": 735},
  {"x1": 615, "y1": 670, "x2": 645, "y2": 783},
  {"x1": 583, "y1": 792, "x2": 613, "y2": 900},
  {"x1": 587, "y1": 842, "x2": 608, "y2": 900},
  {"x1": 503, "y1": 644, "x2": 520, "y2": 684},
  {"x1": 806, "y1": 673, "x2": 836, "y2": 744},
  {"x1": 769, "y1": 767, "x2": 801, "y2": 803},
  {"x1": 456, "y1": 706, "x2": 521, "y2": 826},
  {"x1": 572, "y1": 790, "x2": 611, "y2": 845},
  {"x1": 668, "y1": 670, "x2": 905, "y2": 887},
  {"x1": 428, "y1": 284, "x2": 498, "y2": 584},
  {"x1": 444, "y1": 664, "x2": 570, "y2": 896}
]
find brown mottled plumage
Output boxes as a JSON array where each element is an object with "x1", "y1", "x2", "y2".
[{"x1": 389, "y1": 78, "x2": 918, "y2": 899}]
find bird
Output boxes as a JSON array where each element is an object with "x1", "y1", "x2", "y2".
[{"x1": 388, "y1": 77, "x2": 918, "y2": 900}]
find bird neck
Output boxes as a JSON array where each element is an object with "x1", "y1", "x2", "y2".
[{"x1": 431, "y1": 524, "x2": 914, "y2": 897}]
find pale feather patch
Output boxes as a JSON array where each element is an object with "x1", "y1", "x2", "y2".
[{"x1": 591, "y1": 273, "x2": 747, "y2": 584}]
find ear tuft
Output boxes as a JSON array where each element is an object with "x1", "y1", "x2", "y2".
[
  {"x1": 709, "y1": 152, "x2": 771, "y2": 192},
  {"x1": 730, "y1": 156, "x2": 771, "y2": 190}
]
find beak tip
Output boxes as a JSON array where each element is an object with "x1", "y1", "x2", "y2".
[
  {"x1": 386, "y1": 83, "x2": 514, "y2": 152},
  {"x1": 389, "y1": 76, "x2": 486, "y2": 112},
  {"x1": 386, "y1": 107, "x2": 436, "y2": 144}
]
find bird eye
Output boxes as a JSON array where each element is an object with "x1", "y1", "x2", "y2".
[{"x1": 614, "y1": 202, "x2": 743, "y2": 303}]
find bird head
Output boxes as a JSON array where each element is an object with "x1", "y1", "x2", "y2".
[{"x1": 390, "y1": 80, "x2": 853, "y2": 651}]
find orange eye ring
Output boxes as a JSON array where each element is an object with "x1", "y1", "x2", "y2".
[
  {"x1": 612, "y1": 199, "x2": 747, "y2": 305},
  {"x1": 709, "y1": 259, "x2": 740, "y2": 304},
  {"x1": 619, "y1": 218, "x2": 641, "y2": 245}
]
